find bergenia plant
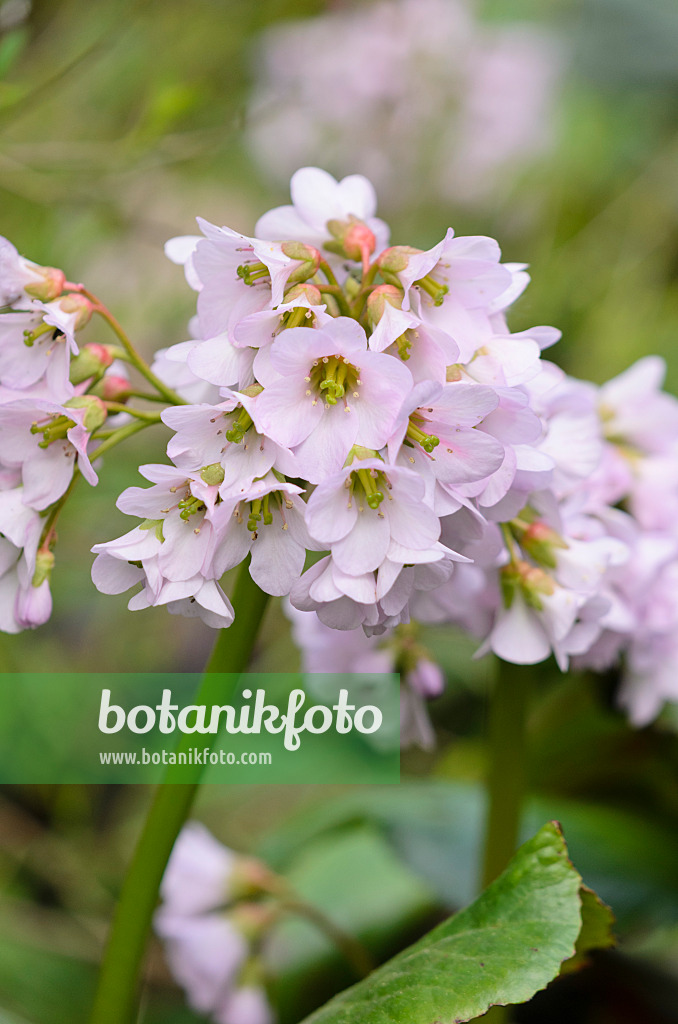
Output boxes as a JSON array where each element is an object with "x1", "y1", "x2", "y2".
[{"x1": 2, "y1": 166, "x2": 674, "y2": 1023}]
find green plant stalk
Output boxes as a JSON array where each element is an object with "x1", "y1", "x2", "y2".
[
  {"x1": 481, "y1": 659, "x2": 531, "y2": 890},
  {"x1": 89, "y1": 565, "x2": 269, "y2": 1024},
  {"x1": 479, "y1": 659, "x2": 532, "y2": 1024}
]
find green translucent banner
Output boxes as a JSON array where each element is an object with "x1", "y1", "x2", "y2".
[{"x1": 0, "y1": 673, "x2": 400, "y2": 784}]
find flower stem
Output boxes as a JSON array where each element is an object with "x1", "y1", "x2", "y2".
[
  {"x1": 279, "y1": 898, "x2": 375, "y2": 979},
  {"x1": 103, "y1": 401, "x2": 163, "y2": 422},
  {"x1": 89, "y1": 565, "x2": 269, "y2": 1024},
  {"x1": 77, "y1": 287, "x2": 187, "y2": 407},
  {"x1": 481, "y1": 658, "x2": 531, "y2": 889},
  {"x1": 90, "y1": 419, "x2": 155, "y2": 461}
]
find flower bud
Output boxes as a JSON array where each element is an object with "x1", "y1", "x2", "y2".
[
  {"x1": 325, "y1": 216, "x2": 376, "y2": 266},
  {"x1": 500, "y1": 559, "x2": 555, "y2": 611},
  {"x1": 516, "y1": 520, "x2": 568, "y2": 570},
  {"x1": 23, "y1": 265, "x2": 66, "y2": 302},
  {"x1": 69, "y1": 343, "x2": 116, "y2": 385},
  {"x1": 376, "y1": 245, "x2": 422, "y2": 275},
  {"x1": 64, "y1": 394, "x2": 108, "y2": 432},
  {"x1": 230, "y1": 857, "x2": 280, "y2": 902},
  {"x1": 366, "y1": 284, "x2": 403, "y2": 327},
  {"x1": 16, "y1": 577, "x2": 53, "y2": 629},
  {"x1": 90, "y1": 375, "x2": 132, "y2": 402},
  {"x1": 201, "y1": 463, "x2": 225, "y2": 486},
  {"x1": 56, "y1": 293, "x2": 93, "y2": 330},
  {"x1": 280, "y1": 241, "x2": 321, "y2": 284},
  {"x1": 283, "y1": 282, "x2": 323, "y2": 306},
  {"x1": 407, "y1": 658, "x2": 444, "y2": 698}
]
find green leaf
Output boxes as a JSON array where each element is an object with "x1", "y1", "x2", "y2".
[
  {"x1": 560, "y1": 885, "x2": 616, "y2": 975},
  {"x1": 300, "y1": 822, "x2": 584, "y2": 1024}
]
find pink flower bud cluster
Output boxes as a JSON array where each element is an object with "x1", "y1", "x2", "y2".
[
  {"x1": 0, "y1": 238, "x2": 122, "y2": 631},
  {"x1": 87, "y1": 166, "x2": 678, "y2": 725},
  {"x1": 155, "y1": 823, "x2": 274, "y2": 1024},
  {"x1": 245, "y1": 0, "x2": 562, "y2": 208}
]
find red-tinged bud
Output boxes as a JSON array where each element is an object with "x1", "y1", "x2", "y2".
[
  {"x1": 377, "y1": 245, "x2": 422, "y2": 275},
  {"x1": 90, "y1": 375, "x2": 132, "y2": 402},
  {"x1": 24, "y1": 266, "x2": 66, "y2": 302},
  {"x1": 515, "y1": 520, "x2": 568, "y2": 570},
  {"x1": 69, "y1": 343, "x2": 116, "y2": 385},
  {"x1": 57, "y1": 293, "x2": 94, "y2": 330},
  {"x1": 230, "y1": 857, "x2": 281, "y2": 903},
  {"x1": 500, "y1": 559, "x2": 554, "y2": 611},
  {"x1": 281, "y1": 240, "x2": 321, "y2": 265},
  {"x1": 366, "y1": 284, "x2": 403, "y2": 326},
  {"x1": 326, "y1": 216, "x2": 376, "y2": 268},
  {"x1": 281, "y1": 241, "x2": 321, "y2": 283},
  {"x1": 283, "y1": 282, "x2": 323, "y2": 305},
  {"x1": 64, "y1": 394, "x2": 108, "y2": 432}
]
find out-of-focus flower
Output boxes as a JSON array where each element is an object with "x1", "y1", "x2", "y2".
[
  {"x1": 155, "y1": 823, "x2": 276, "y2": 1024},
  {"x1": 245, "y1": 0, "x2": 563, "y2": 209}
]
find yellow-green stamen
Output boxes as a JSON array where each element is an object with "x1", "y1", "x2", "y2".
[
  {"x1": 31, "y1": 414, "x2": 75, "y2": 448},
  {"x1": 225, "y1": 406, "x2": 254, "y2": 444},
  {"x1": 414, "y1": 274, "x2": 448, "y2": 306},
  {"x1": 406, "y1": 418, "x2": 439, "y2": 453}
]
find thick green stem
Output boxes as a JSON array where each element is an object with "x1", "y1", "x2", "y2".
[
  {"x1": 480, "y1": 660, "x2": 531, "y2": 1024},
  {"x1": 481, "y1": 659, "x2": 531, "y2": 889},
  {"x1": 89, "y1": 566, "x2": 269, "y2": 1024}
]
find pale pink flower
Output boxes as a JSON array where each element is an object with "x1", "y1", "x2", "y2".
[
  {"x1": 305, "y1": 458, "x2": 443, "y2": 576},
  {"x1": 254, "y1": 318, "x2": 412, "y2": 482},
  {"x1": 155, "y1": 913, "x2": 249, "y2": 1017},
  {"x1": 161, "y1": 822, "x2": 238, "y2": 917},
  {"x1": 255, "y1": 166, "x2": 389, "y2": 260},
  {"x1": 0, "y1": 397, "x2": 102, "y2": 510}
]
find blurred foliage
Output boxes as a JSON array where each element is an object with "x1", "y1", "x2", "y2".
[{"x1": 1, "y1": 0, "x2": 678, "y2": 1021}]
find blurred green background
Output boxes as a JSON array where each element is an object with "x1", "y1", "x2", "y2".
[{"x1": 1, "y1": 1, "x2": 678, "y2": 1022}]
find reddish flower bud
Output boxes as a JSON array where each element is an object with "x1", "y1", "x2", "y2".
[
  {"x1": 376, "y1": 245, "x2": 422, "y2": 275},
  {"x1": 326, "y1": 216, "x2": 376, "y2": 268},
  {"x1": 64, "y1": 394, "x2": 108, "y2": 432},
  {"x1": 366, "y1": 284, "x2": 404, "y2": 326},
  {"x1": 56, "y1": 293, "x2": 93, "y2": 330},
  {"x1": 280, "y1": 241, "x2": 321, "y2": 284},
  {"x1": 90, "y1": 375, "x2": 132, "y2": 402},
  {"x1": 283, "y1": 282, "x2": 323, "y2": 305},
  {"x1": 69, "y1": 343, "x2": 116, "y2": 385},
  {"x1": 24, "y1": 266, "x2": 66, "y2": 302}
]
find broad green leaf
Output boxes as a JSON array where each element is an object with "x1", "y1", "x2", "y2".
[
  {"x1": 300, "y1": 822, "x2": 583, "y2": 1024},
  {"x1": 561, "y1": 885, "x2": 616, "y2": 975}
]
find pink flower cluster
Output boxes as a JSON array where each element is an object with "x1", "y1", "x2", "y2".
[
  {"x1": 4, "y1": 165, "x2": 678, "y2": 730},
  {"x1": 246, "y1": 0, "x2": 562, "y2": 208},
  {"x1": 0, "y1": 238, "x2": 121, "y2": 631},
  {"x1": 86, "y1": 166, "x2": 678, "y2": 727}
]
